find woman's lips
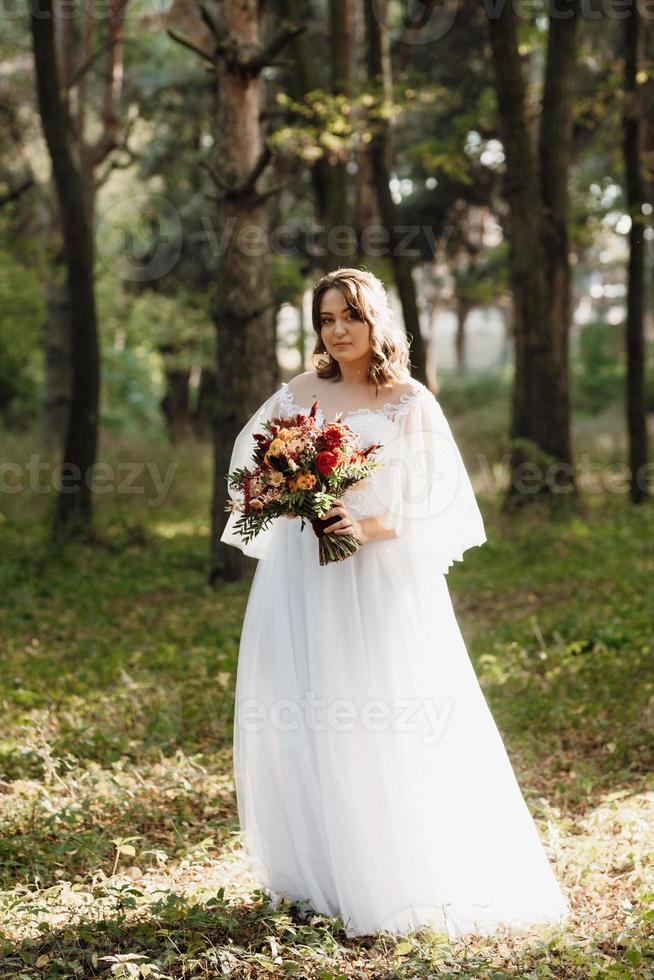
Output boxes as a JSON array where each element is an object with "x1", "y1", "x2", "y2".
[{"x1": 334, "y1": 343, "x2": 351, "y2": 348}]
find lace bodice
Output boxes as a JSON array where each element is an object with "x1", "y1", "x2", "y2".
[
  {"x1": 277, "y1": 380, "x2": 428, "y2": 522},
  {"x1": 277, "y1": 379, "x2": 428, "y2": 428}
]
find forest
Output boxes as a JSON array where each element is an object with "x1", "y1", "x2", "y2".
[{"x1": 0, "y1": 0, "x2": 653, "y2": 977}]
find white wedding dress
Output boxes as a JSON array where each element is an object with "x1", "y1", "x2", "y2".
[{"x1": 220, "y1": 377, "x2": 570, "y2": 940}]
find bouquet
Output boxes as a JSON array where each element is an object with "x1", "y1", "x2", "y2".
[{"x1": 224, "y1": 399, "x2": 383, "y2": 565}]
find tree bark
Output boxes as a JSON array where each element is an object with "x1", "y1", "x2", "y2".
[
  {"x1": 43, "y1": 238, "x2": 72, "y2": 454},
  {"x1": 539, "y1": 0, "x2": 577, "y2": 455},
  {"x1": 487, "y1": 0, "x2": 578, "y2": 508},
  {"x1": 454, "y1": 297, "x2": 472, "y2": 375},
  {"x1": 297, "y1": 300, "x2": 307, "y2": 371},
  {"x1": 42, "y1": 0, "x2": 77, "y2": 455},
  {"x1": 279, "y1": 0, "x2": 356, "y2": 271},
  {"x1": 363, "y1": 0, "x2": 427, "y2": 384},
  {"x1": 622, "y1": 3, "x2": 649, "y2": 503},
  {"x1": 41, "y1": 0, "x2": 127, "y2": 459},
  {"x1": 209, "y1": 0, "x2": 278, "y2": 583},
  {"x1": 193, "y1": 366, "x2": 218, "y2": 440},
  {"x1": 31, "y1": 0, "x2": 100, "y2": 535},
  {"x1": 161, "y1": 368, "x2": 196, "y2": 445}
]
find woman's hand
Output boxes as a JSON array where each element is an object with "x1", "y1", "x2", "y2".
[
  {"x1": 322, "y1": 501, "x2": 398, "y2": 545},
  {"x1": 322, "y1": 500, "x2": 367, "y2": 544}
]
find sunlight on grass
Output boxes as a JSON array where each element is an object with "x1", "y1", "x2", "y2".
[{"x1": 151, "y1": 520, "x2": 210, "y2": 539}]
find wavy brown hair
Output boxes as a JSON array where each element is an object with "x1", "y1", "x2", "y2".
[{"x1": 310, "y1": 268, "x2": 412, "y2": 393}]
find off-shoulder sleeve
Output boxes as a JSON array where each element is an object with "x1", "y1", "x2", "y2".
[
  {"x1": 219, "y1": 385, "x2": 283, "y2": 561},
  {"x1": 370, "y1": 389, "x2": 487, "y2": 574}
]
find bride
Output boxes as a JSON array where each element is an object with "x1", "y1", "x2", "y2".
[{"x1": 220, "y1": 267, "x2": 570, "y2": 940}]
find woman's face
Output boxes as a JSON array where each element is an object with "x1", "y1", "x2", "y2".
[{"x1": 319, "y1": 287, "x2": 371, "y2": 365}]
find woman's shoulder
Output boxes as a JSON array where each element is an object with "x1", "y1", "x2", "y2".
[
  {"x1": 277, "y1": 371, "x2": 322, "y2": 410},
  {"x1": 279, "y1": 371, "x2": 434, "y2": 416},
  {"x1": 385, "y1": 377, "x2": 434, "y2": 412},
  {"x1": 388, "y1": 376, "x2": 427, "y2": 398},
  {"x1": 284, "y1": 370, "x2": 318, "y2": 396},
  {"x1": 285, "y1": 372, "x2": 428, "y2": 396}
]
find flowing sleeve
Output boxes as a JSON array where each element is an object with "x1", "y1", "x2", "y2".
[
  {"x1": 370, "y1": 389, "x2": 487, "y2": 574},
  {"x1": 219, "y1": 385, "x2": 283, "y2": 561}
]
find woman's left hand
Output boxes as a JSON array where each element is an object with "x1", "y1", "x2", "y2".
[{"x1": 322, "y1": 500, "x2": 367, "y2": 544}]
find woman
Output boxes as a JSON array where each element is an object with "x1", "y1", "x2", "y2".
[{"x1": 220, "y1": 268, "x2": 570, "y2": 940}]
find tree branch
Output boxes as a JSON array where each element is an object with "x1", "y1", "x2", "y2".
[
  {"x1": 244, "y1": 20, "x2": 306, "y2": 74},
  {"x1": 240, "y1": 143, "x2": 272, "y2": 194},
  {"x1": 201, "y1": 144, "x2": 274, "y2": 198},
  {"x1": 0, "y1": 176, "x2": 35, "y2": 209},
  {"x1": 167, "y1": 28, "x2": 216, "y2": 64},
  {"x1": 199, "y1": 1, "x2": 221, "y2": 39},
  {"x1": 200, "y1": 159, "x2": 231, "y2": 192}
]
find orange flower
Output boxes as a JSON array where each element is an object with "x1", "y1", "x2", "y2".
[
  {"x1": 289, "y1": 472, "x2": 317, "y2": 491},
  {"x1": 264, "y1": 438, "x2": 286, "y2": 466}
]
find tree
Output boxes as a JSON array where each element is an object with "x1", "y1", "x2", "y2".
[
  {"x1": 42, "y1": 0, "x2": 128, "y2": 455},
  {"x1": 486, "y1": 2, "x2": 579, "y2": 509},
  {"x1": 31, "y1": 0, "x2": 100, "y2": 536},
  {"x1": 363, "y1": 0, "x2": 427, "y2": 383},
  {"x1": 211, "y1": 3, "x2": 305, "y2": 581},
  {"x1": 166, "y1": 0, "x2": 303, "y2": 582},
  {"x1": 622, "y1": 4, "x2": 650, "y2": 503},
  {"x1": 279, "y1": 0, "x2": 358, "y2": 272}
]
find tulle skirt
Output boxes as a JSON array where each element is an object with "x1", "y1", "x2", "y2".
[{"x1": 232, "y1": 517, "x2": 570, "y2": 939}]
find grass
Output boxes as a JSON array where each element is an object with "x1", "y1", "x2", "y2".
[{"x1": 0, "y1": 393, "x2": 653, "y2": 978}]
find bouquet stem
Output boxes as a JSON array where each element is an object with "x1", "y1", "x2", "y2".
[{"x1": 310, "y1": 514, "x2": 361, "y2": 566}]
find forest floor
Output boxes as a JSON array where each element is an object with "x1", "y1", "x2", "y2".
[{"x1": 0, "y1": 389, "x2": 653, "y2": 978}]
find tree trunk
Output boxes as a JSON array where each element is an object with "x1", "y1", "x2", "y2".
[
  {"x1": 279, "y1": 0, "x2": 356, "y2": 271},
  {"x1": 297, "y1": 299, "x2": 307, "y2": 371},
  {"x1": 454, "y1": 297, "x2": 472, "y2": 375},
  {"x1": 31, "y1": 0, "x2": 100, "y2": 536},
  {"x1": 209, "y1": 0, "x2": 278, "y2": 583},
  {"x1": 43, "y1": 237, "x2": 72, "y2": 454},
  {"x1": 40, "y1": 0, "x2": 126, "y2": 462},
  {"x1": 622, "y1": 3, "x2": 649, "y2": 503},
  {"x1": 193, "y1": 366, "x2": 218, "y2": 440},
  {"x1": 539, "y1": 0, "x2": 577, "y2": 461},
  {"x1": 42, "y1": 0, "x2": 77, "y2": 457},
  {"x1": 363, "y1": 0, "x2": 427, "y2": 384},
  {"x1": 487, "y1": 0, "x2": 578, "y2": 509},
  {"x1": 161, "y1": 369, "x2": 196, "y2": 445}
]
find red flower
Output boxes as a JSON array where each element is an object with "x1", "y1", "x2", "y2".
[
  {"x1": 322, "y1": 425, "x2": 343, "y2": 451},
  {"x1": 316, "y1": 451, "x2": 338, "y2": 475}
]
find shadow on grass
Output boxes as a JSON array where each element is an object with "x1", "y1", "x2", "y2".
[
  {"x1": 0, "y1": 887, "x2": 370, "y2": 979},
  {"x1": 1, "y1": 885, "x2": 651, "y2": 980},
  {"x1": 0, "y1": 519, "x2": 251, "y2": 778}
]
